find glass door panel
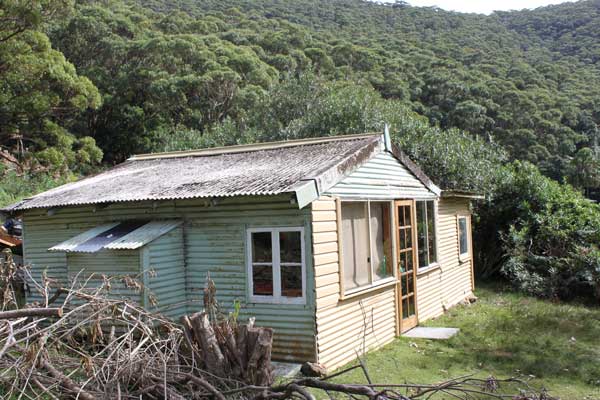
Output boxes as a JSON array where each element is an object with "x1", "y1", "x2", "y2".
[{"x1": 395, "y1": 200, "x2": 418, "y2": 332}]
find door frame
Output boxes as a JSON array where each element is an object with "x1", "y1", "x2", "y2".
[{"x1": 394, "y1": 199, "x2": 419, "y2": 334}]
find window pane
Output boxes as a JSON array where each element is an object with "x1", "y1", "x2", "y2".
[
  {"x1": 370, "y1": 202, "x2": 392, "y2": 281},
  {"x1": 459, "y1": 217, "x2": 468, "y2": 255},
  {"x1": 427, "y1": 201, "x2": 437, "y2": 264},
  {"x1": 252, "y1": 264, "x2": 273, "y2": 295},
  {"x1": 342, "y1": 203, "x2": 370, "y2": 290},
  {"x1": 252, "y1": 232, "x2": 272, "y2": 263},
  {"x1": 281, "y1": 265, "x2": 302, "y2": 297},
  {"x1": 416, "y1": 201, "x2": 428, "y2": 268},
  {"x1": 399, "y1": 228, "x2": 406, "y2": 249},
  {"x1": 405, "y1": 250, "x2": 413, "y2": 272},
  {"x1": 280, "y1": 231, "x2": 301, "y2": 263}
]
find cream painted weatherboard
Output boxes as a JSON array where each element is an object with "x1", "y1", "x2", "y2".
[
  {"x1": 415, "y1": 197, "x2": 474, "y2": 321},
  {"x1": 311, "y1": 196, "x2": 474, "y2": 371},
  {"x1": 312, "y1": 196, "x2": 398, "y2": 371}
]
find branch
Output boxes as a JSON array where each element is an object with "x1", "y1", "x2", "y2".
[{"x1": 0, "y1": 308, "x2": 63, "y2": 320}]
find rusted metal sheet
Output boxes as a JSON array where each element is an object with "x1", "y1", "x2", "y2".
[{"x1": 0, "y1": 232, "x2": 21, "y2": 247}]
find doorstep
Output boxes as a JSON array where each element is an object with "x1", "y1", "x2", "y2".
[
  {"x1": 272, "y1": 361, "x2": 302, "y2": 378},
  {"x1": 402, "y1": 327, "x2": 459, "y2": 340}
]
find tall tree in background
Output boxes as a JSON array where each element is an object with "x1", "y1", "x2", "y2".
[{"x1": 0, "y1": 0, "x2": 102, "y2": 175}]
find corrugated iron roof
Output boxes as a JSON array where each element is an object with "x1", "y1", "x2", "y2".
[
  {"x1": 2, "y1": 133, "x2": 439, "y2": 211},
  {"x1": 49, "y1": 220, "x2": 181, "y2": 253}
]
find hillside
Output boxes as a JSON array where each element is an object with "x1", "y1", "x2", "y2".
[
  {"x1": 130, "y1": 0, "x2": 599, "y2": 183},
  {"x1": 1, "y1": 0, "x2": 599, "y2": 199}
]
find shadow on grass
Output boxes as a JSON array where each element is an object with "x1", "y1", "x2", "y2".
[
  {"x1": 331, "y1": 283, "x2": 600, "y2": 398},
  {"x1": 425, "y1": 283, "x2": 600, "y2": 386}
]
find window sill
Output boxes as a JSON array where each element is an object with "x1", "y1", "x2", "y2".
[
  {"x1": 417, "y1": 263, "x2": 441, "y2": 276},
  {"x1": 340, "y1": 278, "x2": 397, "y2": 300},
  {"x1": 248, "y1": 296, "x2": 306, "y2": 305},
  {"x1": 459, "y1": 254, "x2": 471, "y2": 264}
]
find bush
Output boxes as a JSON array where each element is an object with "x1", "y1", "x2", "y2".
[
  {"x1": 0, "y1": 167, "x2": 69, "y2": 209},
  {"x1": 477, "y1": 161, "x2": 600, "y2": 300}
]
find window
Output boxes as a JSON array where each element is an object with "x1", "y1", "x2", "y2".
[
  {"x1": 247, "y1": 227, "x2": 305, "y2": 304},
  {"x1": 458, "y1": 216, "x2": 470, "y2": 259},
  {"x1": 416, "y1": 200, "x2": 437, "y2": 269},
  {"x1": 341, "y1": 201, "x2": 393, "y2": 293}
]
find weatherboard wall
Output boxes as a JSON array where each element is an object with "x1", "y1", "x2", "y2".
[
  {"x1": 416, "y1": 197, "x2": 474, "y2": 321},
  {"x1": 21, "y1": 195, "x2": 316, "y2": 362},
  {"x1": 144, "y1": 226, "x2": 186, "y2": 319},
  {"x1": 67, "y1": 250, "x2": 141, "y2": 303},
  {"x1": 324, "y1": 151, "x2": 436, "y2": 200},
  {"x1": 311, "y1": 196, "x2": 398, "y2": 371}
]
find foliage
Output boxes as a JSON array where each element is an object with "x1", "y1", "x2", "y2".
[
  {"x1": 333, "y1": 285, "x2": 600, "y2": 399},
  {"x1": 476, "y1": 162, "x2": 600, "y2": 300},
  {"x1": 29, "y1": 0, "x2": 597, "y2": 194},
  {"x1": 0, "y1": 0, "x2": 102, "y2": 175},
  {"x1": 130, "y1": 0, "x2": 600, "y2": 192},
  {"x1": 168, "y1": 73, "x2": 506, "y2": 192},
  {"x1": 0, "y1": 166, "x2": 69, "y2": 208}
]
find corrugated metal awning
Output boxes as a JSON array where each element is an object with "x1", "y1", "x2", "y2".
[{"x1": 49, "y1": 220, "x2": 181, "y2": 253}]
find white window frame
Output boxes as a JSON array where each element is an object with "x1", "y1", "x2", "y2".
[
  {"x1": 339, "y1": 200, "x2": 396, "y2": 297},
  {"x1": 457, "y1": 215, "x2": 470, "y2": 261},
  {"x1": 246, "y1": 227, "x2": 306, "y2": 305},
  {"x1": 416, "y1": 199, "x2": 439, "y2": 271}
]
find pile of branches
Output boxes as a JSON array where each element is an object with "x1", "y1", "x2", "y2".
[
  {"x1": 0, "y1": 251, "x2": 556, "y2": 399},
  {"x1": 0, "y1": 253, "x2": 273, "y2": 399}
]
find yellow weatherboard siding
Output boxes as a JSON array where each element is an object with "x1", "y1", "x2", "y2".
[
  {"x1": 312, "y1": 197, "x2": 397, "y2": 371},
  {"x1": 416, "y1": 197, "x2": 474, "y2": 321},
  {"x1": 312, "y1": 196, "x2": 474, "y2": 371}
]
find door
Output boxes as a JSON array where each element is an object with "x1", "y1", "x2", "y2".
[{"x1": 395, "y1": 200, "x2": 418, "y2": 332}]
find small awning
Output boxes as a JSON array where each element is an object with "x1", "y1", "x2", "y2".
[{"x1": 49, "y1": 220, "x2": 182, "y2": 253}]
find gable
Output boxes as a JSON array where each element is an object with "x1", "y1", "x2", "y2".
[{"x1": 324, "y1": 151, "x2": 437, "y2": 199}]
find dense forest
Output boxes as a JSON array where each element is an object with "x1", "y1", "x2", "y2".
[{"x1": 1, "y1": 0, "x2": 600, "y2": 299}]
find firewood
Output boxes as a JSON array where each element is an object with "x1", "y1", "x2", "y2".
[
  {"x1": 189, "y1": 312, "x2": 226, "y2": 376},
  {"x1": 0, "y1": 307, "x2": 62, "y2": 320}
]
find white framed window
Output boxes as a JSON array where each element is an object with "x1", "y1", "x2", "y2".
[
  {"x1": 416, "y1": 200, "x2": 438, "y2": 270},
  {"x1": 457, "y1": 215, "x2": 470, "y2": 260},
  {"x1": 246, "y1": 227, "x2": 305, "y2": 304},
  {"x1": 340, "y1": 200, "x2": 394, "y2": 295}
]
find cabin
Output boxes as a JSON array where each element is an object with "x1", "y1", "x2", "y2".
[{"x1": 1, "y1": 132, "x2": 479, "y2": 371}]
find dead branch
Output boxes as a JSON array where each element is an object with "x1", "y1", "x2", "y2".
[
  {"x1": 0, "y1": 258, "x2": 556, "y2": 400},
  {"x1": 0, "y1": 307, "x2": 63, "y2": 319}
]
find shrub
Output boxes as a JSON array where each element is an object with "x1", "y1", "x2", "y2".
[{"x1": 477, "y1": 161, "x2": 600, "y2": 300}]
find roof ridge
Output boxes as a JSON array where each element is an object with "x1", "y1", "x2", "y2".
[{"x1": 128, "y1": 133, "x2": 381, "y2": 161}]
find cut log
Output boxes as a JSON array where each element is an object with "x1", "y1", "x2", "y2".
[
  {"x1": 188, "y1": 312, "x2": 226, "y2": 376},
  {"x1": 0, "y1": 308, "x2": 63, "y2": 320}
]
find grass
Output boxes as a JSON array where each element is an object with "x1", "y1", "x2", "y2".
[{"x1": 330, "y1": 283, "x2": 600, "y2": 400}]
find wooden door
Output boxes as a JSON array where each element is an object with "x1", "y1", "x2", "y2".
[{"x1": 395, "y1": 200, "x2": 418, "y2": 332}]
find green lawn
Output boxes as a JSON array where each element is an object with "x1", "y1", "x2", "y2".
[{"x1": 331, "y1": 284, "x2": 600, "y2": 400}]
